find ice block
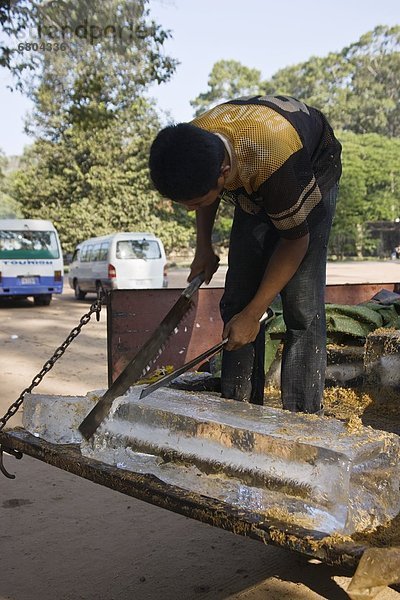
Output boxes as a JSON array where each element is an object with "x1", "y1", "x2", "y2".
[
  {"x1": 365, "y1": 329, "x2": 400, "y2": 387},
  {"x1": 22, "y1": 391, "x2": 100, "y2": 444},
  {"x1": 81, "y1": 387, "x2": 400, "y2": 535}
]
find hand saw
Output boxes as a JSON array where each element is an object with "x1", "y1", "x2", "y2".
[
  {"x1": 79, "y1": 273, "x2": 206, "y2": 440},
  {"x1": 139, "y1": 308, "x2": 275, "y2": 400}
]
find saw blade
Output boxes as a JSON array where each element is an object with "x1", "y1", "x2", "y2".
[{"x1": 78, "y1": 274, "x2": 205, "y2": 440}]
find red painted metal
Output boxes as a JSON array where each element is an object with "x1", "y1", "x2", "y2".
[
  {"x1": 107, "y1": 288, "x2": 223, "y2": 385},
  {"x1": 325, "y1": 282, "x2": 399, "y2": 304},
  {"x1": 108, "y1": 282, "x2": 399, "y2": 383}
]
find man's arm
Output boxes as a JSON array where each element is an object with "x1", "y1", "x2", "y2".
[
  {"x1": 188, "y1": 199, "x2": 221, "y2": 284},
  {"x1": 223, "y1": 233, "x2": 310, "y2": 350}
]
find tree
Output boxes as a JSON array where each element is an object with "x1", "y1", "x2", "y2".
[
  {"x1": 261, "y1": 52, "x2": 351, "y2": 130},
  {"x1": 1, "y1": 0, "x2": 177, "y2": 91},
  {"x1": 10, "y1": 75, "x2": 192, "y2": 254},
  {"x1": 0, "y1": 0, "x2": 40, "y2": 90},
  {"x1": 191, "y1": 26, "x2": 400, "y2": 137},
  {"x1": 190, "y1": 60, "x2": 263, "y2": 116},
  {"x1": 6, "y1": 0, "x2": 195, "y2": 254},
  {"x1": 341, "y1": 26, "x2": 400, "y2": 136},
  {"x1": 0, "y1": 150, "x2": 23, "y2": 218},
  {"x1": 330, "y1": 132, "x2": 400, "y2": 257},
  {"x1": 266, "y1": 25, "x2": 400, "y2": 136}
]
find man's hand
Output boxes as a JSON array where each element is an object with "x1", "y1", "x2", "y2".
[
  {"x1": 188, "y1": 248, "x2": 220, "y2": 284},
  {"x1": 223, "y1": 310, "x2": 261, "y2": 351},
  {"x1": 189, "y1": 200, "x2": 221, "y2": 284}
]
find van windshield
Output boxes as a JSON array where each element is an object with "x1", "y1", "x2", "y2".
[
  {"x1": 116, "y1": 240, "x2": 161, "y2": 260},
  {"x1": 0, "y1": 230, "x2": 60, "y2": 259}
]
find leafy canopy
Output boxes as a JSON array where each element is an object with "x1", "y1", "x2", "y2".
[
  {"x1": 4, "y1": 0, "x2": 194, "y2": 254},
  {"x1": 191, "y1": 26, "x2": 400, "y2": 137}
]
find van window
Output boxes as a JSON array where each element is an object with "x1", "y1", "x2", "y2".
[
  {"x1": 99, "y1": 243, "x2": 109, "y2": 261},
  {"x1": 91, "y1": 243, "x2": 102, "y2": 261},
  {"x1": 81, "y1": 244, "x2": 93, "y2": 262},
  {"x1": 0, "y1": 229, "x2": 60, "y2": 259},
  {"x1": 116, "y1": 240, "x2": 161, "y2": 260},
  {"x1": 71, "y1": 247, "x2": 80, "y2": 262}
]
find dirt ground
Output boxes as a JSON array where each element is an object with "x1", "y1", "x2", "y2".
[{"x1": 1, "y1": 262, "x2": 400, "y2": 600}]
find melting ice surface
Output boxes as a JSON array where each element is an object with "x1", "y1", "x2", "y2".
[{"x1": 80, "y1": 386, "x2": 400, "y2": 536}]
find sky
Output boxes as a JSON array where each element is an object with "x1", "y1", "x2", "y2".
[{"x1": 1, "y1": 0, "x2": 399, "y2": 156}]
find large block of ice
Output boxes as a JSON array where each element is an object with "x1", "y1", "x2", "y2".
[
  {"x1": 81, "y1": 387, "x2": 400, "y2": 535},
  {"x1": 22, "y1": 391, "x2": 100, "y2": 444},
  {"x1": 365, "y1": 330, "x2": 400, "y2": 388}
]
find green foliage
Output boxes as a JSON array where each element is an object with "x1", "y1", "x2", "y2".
[
  {"x1": 212, "y1": 205, "x2": 234, "y2": 247},
  {"x1": 330, "y1": 132, "x2": 400, "y2": 257},
  {"x1": 191, "y1": 26, "x2": 400, "y2": 137},
  {"x1": 0, "y1": 151, "x2": 23, "y2": 218},
  {"x1": 265, "y1": 25, "x2": 400, "y2": 137},
  {"x1": 262, "y1": 52, "x2": 351, "y2": 129},
  {"x1": 0, "y1": 195, "x2": 23, "y2": 219},
  {"x1": 5, "y1": 0, "x2": 190, "y2": 254},
  {"x1": 191, "y1": 60, "x2": 262, "y2": 116},
  {"x1": 339, "y1": 26, "x2": 400, "y2": 137},
  {"x1": 0, "y1": 0, "x2": 41, "y2": 89},
  {"x1": 10, "y1": 97, "x2": 191, "y2": 254},
  {"x1": 1, "y1": 0, "x2": 177, "y2": 92}
]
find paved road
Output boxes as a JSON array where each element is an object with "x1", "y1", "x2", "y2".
[{"x1": 168, "y1": 259, "x2": 400, "y2": 288}]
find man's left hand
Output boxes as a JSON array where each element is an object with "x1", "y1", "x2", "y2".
[{"x1": 223, "y1": 310, "x2": 262, "y2": 351}]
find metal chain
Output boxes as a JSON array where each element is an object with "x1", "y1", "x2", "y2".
[{"x1": 0, "y1": 291, "x2": 106, "y2": 432}]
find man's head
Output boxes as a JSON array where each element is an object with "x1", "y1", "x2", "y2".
[{"x1": 149, "y1": 123, "x2": 230, "y2": 208}]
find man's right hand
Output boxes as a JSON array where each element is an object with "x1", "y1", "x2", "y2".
[{"x1": 188, "y1": 248, "x2": 220, "y2": 284}]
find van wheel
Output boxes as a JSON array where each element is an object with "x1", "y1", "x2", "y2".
[
  {"x1": 34, "y1": 294, "x2": 52, "y2": 306},
  {"x1": 74, "y1": 281, "x2": 86, "y2": 300}
]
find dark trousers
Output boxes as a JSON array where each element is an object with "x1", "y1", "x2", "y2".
[{"x1": 219, "y1": 184, "x2": 338, "y2": 413}]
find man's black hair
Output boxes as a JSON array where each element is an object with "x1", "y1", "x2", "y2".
[{"x1": 149, "y1": 123, "x2": 225, "y2": 201}]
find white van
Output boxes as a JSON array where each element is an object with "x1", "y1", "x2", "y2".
[
  {"x1": 0, "y1": 218, "x2": 64, "y2": 305},
  {"x1": 68, "y1": 232, "x2": 167, "y2": 299}
]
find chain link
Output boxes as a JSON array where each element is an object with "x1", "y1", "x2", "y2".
[{"x1": 0, "y1": 291, "x2": 106, "y2": 432}]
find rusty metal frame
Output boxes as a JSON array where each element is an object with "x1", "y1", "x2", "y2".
[
  {"x1": 107, "y1": 283, "x2": 400, "y2": 384},
  {"x1": 107, "y1": 288, "x2": 224, "y2": 385}
]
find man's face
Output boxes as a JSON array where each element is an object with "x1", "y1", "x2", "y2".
[
  {"x1": 179, "y1": 167, "x2": 229, "y2": 211},
  {"x1": 181, "y1": 187, "x2": 221, "y2": 211}
]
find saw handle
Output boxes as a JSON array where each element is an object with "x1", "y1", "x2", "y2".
[
  {"x1": 182, "y1": 272, "x2": 206, "y2": 299},
  {"x1": 221, "y1": 308, "x2": 273, "y2": 349},
  {"x1": 139, "y1": 308, "x2": 275, "y2": 400}
]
